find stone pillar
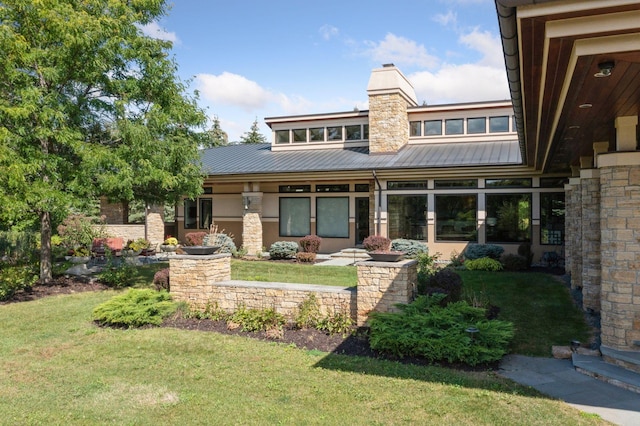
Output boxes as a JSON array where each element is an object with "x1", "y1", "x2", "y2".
[
  {"x1": 356, "y1": 259, "x2": 417, "y2": 326},
  {"x1": 565, "y1": 178, "x2": 582, "y2": 289},
  {"x1": 367, "y1": 64, "x2": 417, "y2": 153},
  {"x1": 580, "y1": 169, "x2": 601, "y2": 312},
  {"x1": 242, "y1": 191, "x2": 263, "y2": 256},
  {"x1": 169, "y1": 253, "x2": 232, "y2": 310},
  {"x1": 598, "y1": 152, "x2": 640, "y2": 352},
  {"x1": 100, "y1": 196, "x2": 127, "y2": 224},
  {"x1": 146, "y1": 204, "x2": 165, "y2": 247}
]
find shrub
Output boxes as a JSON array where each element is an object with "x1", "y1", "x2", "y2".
[
  {"x1": 416, "y1": 252, "x2": 441, "y2": 294},
  {"x1": 229, "y1": 305, "x2": 286, "y2": 332},
  {"x1": 391, "y1": 239, "x2": 427, "y2": 258},
  {"x1": 98, "y1": 263, "x2": 137, "y2": 288},
  {"x1": 185, "y1": 232, "x2": 207, "y2": 246},
  {"x1": 517, "y1": 242, "x2": 533, "y2": 267},
  {"x1": 463, "y1": 244, "x2": 504, "y2": 260},
  {"x1": 295, "y1": 294, "x2": 322, "y2": 329},
  {"x1": 269, "y1": 241, "x2": 298, "y2": 260},
  {"x1": 232, "y1": 246, "x2": 248, "y2": 258},
  {"x1": 317, "y1": 311, "x2": 354, "y2": 337},
  {"x1": 153, "y1": 268, "x2": 170, "y2": 291},
  {"x1": 0, "y1": 264, "x2": 38, "y2": 301},
  {"x1": 420, "y1": 268, "x2": 463, "y2": 304},
  {"x1": 368, "y1": 294, "x2": 514, "y2": 366},
  {"x1": 0, "y1": 231, "x2": 38, "y2": 264},
  {"x1": 501, "y1": 254, "x2": 528, "y2": 271},
  {"x1": 465, "y1": 257, "x2": 503, "y2": 271},
  {"x1": 299, "y1": 235, "x2": 322, "y2": 253},
  {"x1": 362, "y1": 235, "x2": 391, "y2": 252},
  {"x1": 57, "y1": 213, "x2": 106, "y2": 249},
  {"x1": 449, "y1": 250, "x2": 465, "y2": 268},
  {"x1": 295, "y1": 252, "x2": 316, "y2": 263},
  {"x1": 92, "y1": 289, "x2": 177, "y2": 328},
  {"x1": 204, "y1": 233, "x2": 237, "y2": 253}
]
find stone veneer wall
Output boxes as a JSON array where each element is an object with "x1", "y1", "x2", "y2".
[
  {"x1": 566, "y1": 180, "x2": 583, "y2": 289},
  {"x1": 368, "y1": 93, "x2": 409, "y2": 153},
  {"x1": 581, "y1": 171, "x2": 601, "y2": 312},
  {"x1": 170, "y1": 255, "x2": 418, "y2": 326},
  {"x1": 242, "y1": 192, "x2": 263, "y2": 256},
  {"x1": 356, "y1": 259, "x2": 417, "y2": 326},
  {"x1": 599, "y1": 165, "x2": 640, "y2": 350}
]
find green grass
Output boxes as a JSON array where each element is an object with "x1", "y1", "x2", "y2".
[
  {"x1": 231, "y1": 259, "x2": 357, "y2": 287},
  {"x1": 0, "y1": 291, "x2": 606, "y2": 425},
  {"x1": 459, "y1": 270, "x2": 591, "y2": 356}
]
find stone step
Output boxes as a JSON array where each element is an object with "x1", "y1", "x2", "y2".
[
  {"x1": 572, "y1": 353, "x2": 640, "y2": 394},
  {"x1": 329, "y1": 248, "x2": 371, "y2": 260}
]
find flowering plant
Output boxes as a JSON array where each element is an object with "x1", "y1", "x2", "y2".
[{"x1": 163, "y1": 236, "x2": 178, "y2": 245}]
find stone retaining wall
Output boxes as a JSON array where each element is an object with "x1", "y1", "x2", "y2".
[{"x1": 169, "y1": 255, "x2": 417, "y2": 326}]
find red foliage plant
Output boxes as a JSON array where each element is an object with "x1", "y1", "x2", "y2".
[
  {"x1": 184, "y1": 232, "x2": 207, "y2": 246},
  {"x1": 299, "y1": 235, "x2": 322, "y2": 253},
  {"x1": 362, "y1": 235, "x2": 391, "y2": 252}
]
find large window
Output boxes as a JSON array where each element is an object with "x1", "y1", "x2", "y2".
[
  {"x1": 345, "y1": 125, "x2": 362, "y2": 140},
  {"x1": 540, "y1": 192, "x2": 565, "y2": 245},
  {"x1": 184, "y1": 199, "x2": 197, "y2": 229},
  {"x1": 435, "y1": 195, "x2": 477, "y2": 241},
  {"x1": 424, "y1": 120, "x2": 442, "y2": 135},
  {"x1": 309, "y1": 127, "x2": 324, "y2": 141},
  {"x1": 445, "y1": 119, "x2": 464, "y2": 135},
  {"x1": 467, "y1": 117, "x2": 486, "y2": 134},
  {"x1": 485, "y1": 193, "x2": 531, "y2": 243},
  {"x1": 388, "y1": 195, "x2": 427, "y2": 240},
  {"x1": 279, "y1": 198, "x2": 310, "y2": 237},
  {"x1": 317, "y1": 197, "x2": 349, "y2": 238},
  {"x1": 327, "y1": 126, "x2": 342, "y2": 141},
  {"x1": 293, "y1": 129, "x2": 306, "y2": 143},
  {"x1": 489, "y1": 116, "x2": 509, "y2": 133},
  {"x1": 199, "y1": 199, "x2": 212, "y2": 229}
]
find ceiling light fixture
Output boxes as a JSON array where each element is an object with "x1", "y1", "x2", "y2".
[
  {"x1": 579, "y1": 103, "x2": 593, "y2": 109},
  {"x1": 594, "y1": 61, "x2": 615, "y2": 78}
]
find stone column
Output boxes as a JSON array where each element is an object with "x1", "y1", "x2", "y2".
[
  {"x1": 598, "y1": 152, "x2": 640, "y2": 352},
  {"x1": 146, "y1": 204, "x2": 165, "y2": 247},
  {"x1": 580, "y1": 169, "x2": 601, "y2": 312},
  {"x1": 565, "y1": 178, "x2": 582, "y2": 289},
  {"x1": 169, "y1": 253, "x2": 232, "y2": 310},
  {"x1": 242, "y1": 191, "x2": 263, "y2": 256},
  {"x1": 99, "y1": 196, "x2": 127, "y2": 224},
  {"x1": 356, "y1": 259, "x2": 417, "y2": 326}
]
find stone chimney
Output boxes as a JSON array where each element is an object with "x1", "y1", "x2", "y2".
[{"x1": 367, "y1": 64, "x2": 418, "y2": 154}]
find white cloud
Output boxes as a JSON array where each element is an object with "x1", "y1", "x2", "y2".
[
  {"x1": 319, "y1": 24, "x2": 339, "y2": 41},
  {"x1": 364, "y1": 33, "x2": 439, "y2": 69},
  {"x1": 196, "y1": 72, "x2": 274, "y2": 111},
  {"x1": 433, "y1": 10, "x2": 457, "y2": 28},
  {"x1": 459, "y1": 28, "x2": 504, "y2": 68},
  {"x1": 138, "y1": 22, "x2": 179, "y2": 43}
]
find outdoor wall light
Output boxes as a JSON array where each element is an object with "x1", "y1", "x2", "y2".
[{"x1": 594, "y1": 61, "x2": 614, "y2": 78}]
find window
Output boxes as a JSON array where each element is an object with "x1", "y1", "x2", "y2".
[
  {"x1": 275, "y1": 130, "x2": 289, "y2": 144},
  {"x1": 184, "y1": 199, "x2": 197, "y2": 229},
  {"x1": 387, "y1": 180, "x2": 427, "y2": 190},
  {"x1": 540, "y1": 177, "x2": 568, "y2": 188},
  {"x1": 485, "y1": 178, "x2": 532, "y2": 188},
  {"x1": 424, "y1": 120, "x2": 442, "y2": 135},
  {"x1": 203, "y1": 187, "x2": 213, "y2": 194},
  {"x1": 445, "y1": 119, "x2": 463, "y2": 135},
  {"x1": 279, "y1": 198, "x2": 310, "y2": 237},
  {"x1": 293, "y1": 129, "x2": 306, "y2": 143},
  {"x1": 540, "y1": 192, "x2": 565, "y2": 245},
  {"x1": 409, "y1": 121, "x2": 421, "y2": 137},
  {"x1": 309, "y1": 127, "x2": 324, "y2": 142},
  {"x1": 363, "y1": 124, "x2": 369, "y2": 140},
  {"x1": 467, "y1": 117, "x2": 486, "y2": 134},
  {"x1": 434, "y1": 179, "x2": 477, "y2": 189},
  {"x1": 489, "y1": 116, "x2": 509, "y2": 133},
  {"x1": 279, "y1": 185, "x2": 311, "y2": 193},
  {"x1": 327, "y1": 126, "x2": 342, "y2": 141},
  {"x1": 388, "y1": 195, "x2": 427, "y2": 240},
  {"x1": 485, "y1": 193, "x2": 531, "y2": 243},
  {"x1": 346, "y1": 125, "x2": 361, "y2": 140},
  {"x1": 355, "y1": 184, "x2": 370, "y2": 192},
  {"x1": 316, "y1": 184, "x2": 349, "y2": 192},
  {"x1": 199, "y1": 199, "x2": 212, "y2": 229},
  {"x1": 435, "y1": 194, "x2": 477, "y2": 241},
  {"x1": 317, "y1": 197, "x2": 349, "y2": 238}
]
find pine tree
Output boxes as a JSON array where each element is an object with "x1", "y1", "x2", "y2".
[
  {"x1": 203, "y1": 115, "x2": 228, "y2": 148},
  {"x1": 240, "y1": 118, "x2": 267, "y2": 144}
]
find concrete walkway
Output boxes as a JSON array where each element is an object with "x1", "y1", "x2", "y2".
[{"x1": 499, "y1": 355, "x2": 640, "y2": 425}]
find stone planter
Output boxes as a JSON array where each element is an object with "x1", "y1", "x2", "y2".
[
  {"x1": 182, "y1": 246, "x2": 220, "y2": 255},
  {"x1": 160, "y1": 244, "x2": 178, "y2": 252},
  {"x1": 122, "y1": 249, "x2": 142, "y2": 257},
  {"x1": 68, "y1": 256, "x2": 91, "y2": 264},
  {"x1": 367, "y1": 252, "x2": 405, "y2": 262}
]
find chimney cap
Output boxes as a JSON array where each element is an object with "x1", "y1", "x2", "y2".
[{"x1": 382, "y1": 63, "x2": 395, "y2": 67}]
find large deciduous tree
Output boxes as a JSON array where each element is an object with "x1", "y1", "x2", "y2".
[{"x1": 0, "y1": 0, "x2": 207, "y2": 282}]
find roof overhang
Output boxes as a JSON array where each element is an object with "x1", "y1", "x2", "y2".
[{"x1": 496, "y1": 0, "x2": 640, "y2": 173}]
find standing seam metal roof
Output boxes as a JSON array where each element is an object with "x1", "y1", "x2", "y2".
[{"x1": 200, "y1": 141, "x2": 522, "y2": 176}]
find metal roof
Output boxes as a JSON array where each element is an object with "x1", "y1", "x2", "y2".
[{"x1": 200, "y1": 141, "x2": 522, "y2": 176}]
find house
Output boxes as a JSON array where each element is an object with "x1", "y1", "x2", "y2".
[
  {"x1": 495, "y1": 0, "x2": 640, "y2": 370},
  {"x1": 176, "y1": 64, "x2": 567, "y2": 264}
]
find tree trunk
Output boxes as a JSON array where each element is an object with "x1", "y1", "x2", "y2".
[{"x1": 40, "y1": 211, "x2": 53, "y2": 284}]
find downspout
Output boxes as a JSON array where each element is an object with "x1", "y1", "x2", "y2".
[{"x1": 372, "y1": 170, "x2": 382, "y2": 236}]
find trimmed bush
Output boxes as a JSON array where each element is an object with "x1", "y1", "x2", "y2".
[
  {"x1": 465, "y1": 257, "x2": 503, "y2": 271},
  {"x1": 391, "y1": 239, "x2": 427, "y2": 258},
  {"x1": 299, "y1": 235, "x2": 322, "y2": 253},
  {"x1": 421, "y1": 268, "x2": 463, "y2": 304},
  {"x1": 92, "y1": 289, "x2": 177, "y2": 328},
  {"x1": 363, "y1": 235, "x2": 391, "y2": 252},
  {"x1": 296, "y1": 252, "x2": 316, "y2": 263},
  {"x1": 0, "y1": 264, "x2": 38, "y2": 301},
  {"x1": 98, "y1": 263, "x2": 137, "y2": 288},
  {"x1": 229, "y1": 305, "x2": 285, "y2": 332},
  {"x1": 501, "y1": 254, "x2": 528, "y2": 271},
  {"x1": 463, "y1": 244, "x2": 504, "y2": 260},
  {"x1": 268, "y1": 241, "x2": 298, "y2": 260},
  {"x1": 185, "y1": 232, "x2": 207, "y2": 246},
  {"x1": 369, "y1": 294, "x2": 514, "y2": 366},
  {"x1": 153, "y1": 268, "x2": 170, "y2": 291},
  {"x1": 204, "y1": 233, "x2": 237, "y2": 253}
]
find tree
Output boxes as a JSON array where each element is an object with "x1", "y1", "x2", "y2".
[
  {"x1": 240, "y1": 118, "x2": 267, "y2": 144},
  {"x1": 202, "y1": 115, "x2": 228, "y2": 148},
  {"x1": 0, "y1": 0, "x2": 207, "y2": 282}
]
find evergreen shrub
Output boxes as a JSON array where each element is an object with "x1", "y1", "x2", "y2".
[
  {"x1": 391, "y1": 239, "x2": 427, "y2": 258},
  {"x1": 464, "y1": 244, "x2": 504, "y2": 260},
  {"x1": 92, "y1": 289, "x2": 177, "y2": 328},
  {"x1": 268, "y1": 241, "x2": 298, "y2": 259},
  {"x1": 465, "y1": 257, "x2": 503, "y2": 271}
]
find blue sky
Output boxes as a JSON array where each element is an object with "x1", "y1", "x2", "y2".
[{"x1": 141, "y1": 0, "x2": 509, "y2": 142}]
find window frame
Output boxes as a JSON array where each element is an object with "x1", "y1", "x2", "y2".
[
  {"x1": 279, "y1": 197, "x2": 311, "y2": 237},
  {"x1": 316, "y1": 197, "x2": 349, "y2": 238}
]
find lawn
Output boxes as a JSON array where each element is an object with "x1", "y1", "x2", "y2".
[
  {"x1": 231, "y1": 259, "x2": 357, "y2": 287},
  {"x1": 0, "y1": 291, "x2": 605, "y2": 425}
]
